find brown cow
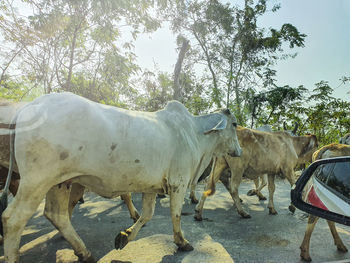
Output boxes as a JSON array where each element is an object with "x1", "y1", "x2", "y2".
[
  {"x1": 194, "y1": 126, "x2": 318, "y2": 220},
  {"x1": 300, "y1": 143, "x2": 350, "y2": 261},
  {"x1": 190, "y1": 123, "x2": 299, "y2": 204},
  {"x1": 244, "y1": 122, "x2": 300, "y2": 201}
]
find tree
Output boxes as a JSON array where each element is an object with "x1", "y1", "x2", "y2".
[
  {"x1": 173, "y1": 35, "x2": 190, "y2": 102},
  {"x1": 134, "y1": 70, "x2": 173, "y2": 111},
  {"x1": 168, "y1": 0, "x2": 306, "y2": 124},
  {"x1": 249, "y1": 84, "x2": 307, "y2": 128},
  {"x1": 305, "y1": 81, "x2": 350, "y2": 144},
  {"x1": 0, "y1": 0, "x2": 162, "y2": 104}
]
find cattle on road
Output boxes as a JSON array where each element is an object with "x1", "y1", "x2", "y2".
[
  {"x1": 2, "y1": 92, "x2": 242, "y2": 262},
  {"x1": 248, "y1": 122, "x2": 300, "y2": 199},
  {"x1": 0, "y1": 100, "x2": 140, "y2": 224},
  {"x1": 194, "y1": 126, "x2": 318, "y2": 221}
]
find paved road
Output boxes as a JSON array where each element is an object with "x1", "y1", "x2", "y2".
[{"x1": 1, "y1": 179, "x2": 350, "y2": 263}]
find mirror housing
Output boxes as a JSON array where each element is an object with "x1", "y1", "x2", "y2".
[{"x1": 291, "y1": 156, "x2": 350, "y2": 226}]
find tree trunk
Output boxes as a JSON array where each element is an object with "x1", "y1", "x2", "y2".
[
  {"x1": 173, "y1": 38, "x2": 189, "y2": 102},
  {"x1": 65, "y1": 27, "x2": 78, "y2": 92}
]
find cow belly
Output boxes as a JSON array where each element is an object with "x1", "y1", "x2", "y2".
[{"x1": 73, "y1": 172, "x2": 165, "y2": 198}]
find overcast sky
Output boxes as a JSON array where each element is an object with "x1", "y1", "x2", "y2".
[{"x1": 134, "y1": 0, "x2": 350, "y2": 100}]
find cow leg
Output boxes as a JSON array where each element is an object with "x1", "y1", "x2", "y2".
[
  {"x1": 194, "y1": 185, "x2": 221, "y2": 221},
  {"x1": 2, "y1": 180, "x2": 49, "y2": 263},
  {"x1": 189, "y1": 184, "x2": 199, "y2": 204},
  {"x1": 226, "y1": 170, "x2": 250, "y2": 218},
  {"x1": 68, "y1": 183, "x2": 85, "y2": 219},
  {"x1": 300, "y1": 215, "x2": 319, "y2": 262},
  {"x1": 256, "y1": 175, "x2": 267, "y2": 201},
  {"x1": 0, "y1": 177, "x2": 20, "y2": 246},
  {"x1": 120, "y1": 193, "x2": 140, "y2": 223},
  {"x1": 170, "y1": 186, "x2": 193, "y2": 251},
  {"x1": 284, "y1": 169, "x2": 297, "y2": 214},
  {"x1": 267, "y1": 174, "x2": 277, "y2": 215},
  {"x1": 45, "y1": 185, "x2": 95, "y2": 263},
  {"x1": 115, "y1": 193, "x2": 156, "y2": 250},
  {"x1": 247, "y1": 178, "x2": 259, "y2": 196},
  {"x1": 220, "y1": 172, "x2": 242, "y2": 204},
  {"x1": 327, "y1": 220, "x2": 348, "y2": 252},
  {"x1": 194, "y1": 157, "x2": 226, "y2": 221}
]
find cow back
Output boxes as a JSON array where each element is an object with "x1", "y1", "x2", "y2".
[{"x1": 313, "y1": 143, "x2": 350, "y2": 161}]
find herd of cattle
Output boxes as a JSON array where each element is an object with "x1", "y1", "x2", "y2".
[{"x1": 0, "y1": 92, "x2": 349, "y2": 262}]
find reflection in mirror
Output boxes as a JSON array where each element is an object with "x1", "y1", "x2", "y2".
[{"x1": 301, "y1": 162, "x2": 350, "y2": 217}]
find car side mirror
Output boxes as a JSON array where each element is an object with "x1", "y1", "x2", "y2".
[{"x1": 291, "y1": 156, "x2": 350, "y2": 226}]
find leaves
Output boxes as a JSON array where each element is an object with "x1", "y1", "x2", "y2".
[{"x1": 0, "y1": 0, "x2": 161, "y2": 104}]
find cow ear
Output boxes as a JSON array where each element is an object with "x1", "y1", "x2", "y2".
[{"x1": 204, "y1": 118, "x2": 227, "y2": 135}]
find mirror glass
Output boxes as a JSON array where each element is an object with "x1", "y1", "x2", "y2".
[{"x1": 301, "y1": 161, "x2": 350, "y2": 217}]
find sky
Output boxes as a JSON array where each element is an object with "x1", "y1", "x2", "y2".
[{"x1": 133, "y1": 0, "x2": 350, "y2": 100}]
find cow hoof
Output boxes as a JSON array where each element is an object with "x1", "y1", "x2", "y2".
[
  {"x1": 194, "y1": 213, "x2": 203, "y2": 221},
  {"x1": 178, "y1": 243, "x2": 194, "y2": 251},
  {"x1": 240, "y1": 212, "x2": 251, "y2": 219},
  {"x1": 337, "y1": 244, "x2": 348, "y2": 252},
  {"x1": 300, "y1": 253, "x2": 312, "y2": 262},
  {"x1": 76, "y1": 252, "x2": 96, "y2": 263},
  {"x1": 289, "y1": 204, "x2": 296, "y2": 214},
  {"x1": 258, "y1": 196, "x2": 267, "y2": 201},
  {"x1": 191, "y1": 197, "x2": 199, "y2": 204},
  {"x1": 247, "y1": 189, "x2": 256, "y2": 196},
  {"x1": 157, "y1": 194, "x2": 166, "y2": 198},
  {"x1": 81, "y1": 255, "x2": 96, "y2": 263},
  {"x1": 269, "y1": 209, "x2": 278, "y2": 215},
  {"x1": 115, "y1": 231, "x2": 129, "y2": 250}
]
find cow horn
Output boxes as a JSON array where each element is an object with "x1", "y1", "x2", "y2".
[
  {"x1": 283, "y1": 121, "x2": 287, "y2": 131},
  {"x1": 292, "y1": 122, "x2": 299, "y2": 135}
]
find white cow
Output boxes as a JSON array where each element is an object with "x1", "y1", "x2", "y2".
[
  {"x1": 0, "y1": 100, "x2": 141, "y2": 243},
  {"x1": 2, "y1": 92, "x2": 242, "y2": 262}
]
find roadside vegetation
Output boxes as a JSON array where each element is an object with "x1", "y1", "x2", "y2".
[{"x1": 1, "y1": 0, "x2": 349, "y2": 145}]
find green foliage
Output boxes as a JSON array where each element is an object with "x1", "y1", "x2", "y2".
[
  {"x1": 303, "y1": 82, "x2": 350, "y2": 145},
  {"x1": 0, "y1": 0, "x2": 162, "y2": 104},
  {"x1": 0, "y1": 0, "x2": 348, "y2": 149},
  {"x1": 134, "y1": 71, "x2": 173, "y2": 112},
  {"x1": 249, "y1": 84, "x2": 307, "y2": 127},
  {"x1": 0, "y1": 76, "x2": 40, "y2": 101},
  {"x1": 249, "y1": 79, "x2": 350, "y2": 146},
  {"x1": 166, "y1": 0, "x2": 306, "y2": 125}
]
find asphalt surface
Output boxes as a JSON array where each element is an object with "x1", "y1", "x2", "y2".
[{"x1": 1, "y1": 179, "x2": 350, "y2": 263}]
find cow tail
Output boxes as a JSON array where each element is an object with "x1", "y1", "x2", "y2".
[
  {"x1": 0, "y1": 114, "x2": 17, "y2": 235},
  {"x1": 204, "y1": 158, "x2": 217, "y2": 197}
]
